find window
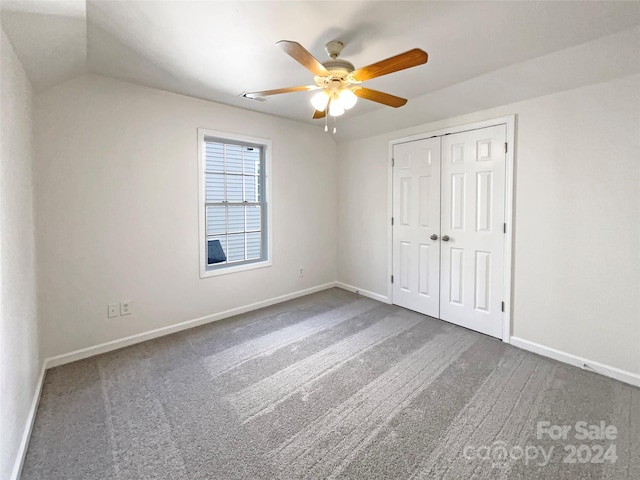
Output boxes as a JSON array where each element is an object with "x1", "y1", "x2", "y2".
[{"x1": 198, "y1": 129, "x2": 271, "y2": 277}]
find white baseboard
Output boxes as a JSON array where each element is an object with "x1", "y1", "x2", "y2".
[
  {"x1": 509, "y1": 337, "x2": 640, "y2": 388},
  {"x1": 45, "y1": 282, "x2": 338, "y2": 369},
  {"x1": 335, "y1": 282, "x2": 390, "y2": 304},
  {"x1": 11, "y1": 282, "x2": 339, "y2": 478},
  {"x1": 11, "y1": 362, "x2": 46, "y2": 480}
]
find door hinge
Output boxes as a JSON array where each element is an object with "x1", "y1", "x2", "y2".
[
  {"x1": 391, "y1": 217, "x2": 394, "y2": 226},
  {"x1": 501, "y1": 301, "x2": 505, "y2": 312},
  {"x1": 503, "y1": 223, "x2": 507, "y2": 234},
  {"x1": 504, "y1": 142, "x2": 508, "y2": 153},
  {"x1": 391, "y1": 275, "x2": 394, "y2": 284},
  {"x1": 391, "y1": 158, "x2": 395, "y2": 167}
]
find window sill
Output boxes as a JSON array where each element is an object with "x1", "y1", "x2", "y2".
[{"x1": 200, "y1": 259, "x2": 272, "y2": 278}]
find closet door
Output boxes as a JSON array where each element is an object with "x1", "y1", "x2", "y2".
[
  {"x1": 440, "y1": 125, "x2": 506, "y2": 338},
  {"x1": 392, "y1": 138, "x2": 441, "y2": 317}
]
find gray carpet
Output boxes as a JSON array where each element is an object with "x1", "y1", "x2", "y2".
[{"x1": 21, "y1": 288, "x2": 640, "y2": 479}]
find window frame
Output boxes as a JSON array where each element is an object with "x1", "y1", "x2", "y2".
[{"x1": 198, "y1": 128, "x2": 272, "y2": 278}]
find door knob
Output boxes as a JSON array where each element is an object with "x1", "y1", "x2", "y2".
[
  {"x1": 442, "y1": 235, "x2": 450, "y2": 242},
  {"x1": 430, "y1": 234, "x2": 438, "y2": 241}
]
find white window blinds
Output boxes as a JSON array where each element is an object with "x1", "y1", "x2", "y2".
[{"x1": 204, "y1": 140, "x2": 267, "y2": 267}]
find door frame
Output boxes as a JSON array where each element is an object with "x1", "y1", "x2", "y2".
[{"x1": 387, "y1": 115, "x2": 516, "y2": 343}]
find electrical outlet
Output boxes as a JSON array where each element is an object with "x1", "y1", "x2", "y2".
[
  {"x1": 299, "y1": 267, "x2": 304, "y2": 277},
  {"x1": 108, "y1": 303, "x2": 119, "y2": 318},
  {"x1": 120, "y1": 300, "x2": 132, "y2": 316}
]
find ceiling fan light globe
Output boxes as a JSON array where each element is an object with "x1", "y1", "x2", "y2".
[
  {"x1": 328, "y1": 100, "x2": 345, "y2": 117},
  {"x1": 311, "y1": 91, "x2": 330, "y2": 111},
  {"x1": 339, "y1": 89, "x2": 357, "y2": 109}
]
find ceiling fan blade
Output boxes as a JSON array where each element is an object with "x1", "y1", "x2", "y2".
[
  {"x1": 312, "y1": 110, "x2": 326, "y2": 119},
  {"x1": 277, "y1": 40, "x2": 330, "y2": 77},
  {"x1": 351, "y1": 48, "x2": 428, "y2": 82},
  {"x1": 354, "y1": 87, "x2": 407, "y2": 108},
  {"x1": 244, "y1": 85, "x2": 318, "y2": 97}
]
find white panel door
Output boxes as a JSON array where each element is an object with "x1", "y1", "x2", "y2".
[
  {"x1": 392, "y1": 138, "x2": 441, "y2": 317},
  {"x1": 440, "y1": 125, "x2": 506, "y2": 338}
]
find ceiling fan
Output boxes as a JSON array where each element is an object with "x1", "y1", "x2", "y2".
[{"x1": 244, "y1": 40, "x2": 428, "y2": 120}]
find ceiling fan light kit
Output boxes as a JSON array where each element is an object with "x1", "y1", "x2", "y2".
[
  {"x1": 328, "y1": 100, "x2": 345, "y2": 117},
  {"x1": 338, "y1": 89, "x2": 357, "y2": 109},
  {"x1": 310, "y1": 90, "x2": 330, "y2": 111},
  {"x1": 244, "y1": 39, "x2": 428, "y2": 125},
  {"x1": 311, "y1": 87, "x2": 358, "y2": 116}
]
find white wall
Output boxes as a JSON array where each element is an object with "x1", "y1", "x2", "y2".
[
  {"x1": 0, "y1": 28, "x2": 40, "y2": 480},
  {"x1": 338, "y1": 74, "x2": 640, "y2": 375},
  {"x1": 35, "y1": 74, "x2": 337, "y2": 358}
]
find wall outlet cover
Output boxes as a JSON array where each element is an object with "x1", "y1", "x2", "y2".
[
  {"x1": 108, "y1": 303, "x2": 119, "y2": 318},
  {"x1": 120, "y1": 300, "x2": 132, "y2": 316}
]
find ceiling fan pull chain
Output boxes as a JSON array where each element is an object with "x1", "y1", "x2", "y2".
[
  {"x1": 324, "y1": 113, "x2": 328, "y2": 132},
  {"x1": 333, "y1": 115, "x2": 337, "y2": 134}
]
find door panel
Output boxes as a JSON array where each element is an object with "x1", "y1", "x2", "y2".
[
  {"x1": 392, "y1": 138, "x2": 441, "y2": 317},
  {"x1": 449, "y1": 247, "x2": 464, "y2": 305},
  {"x1": 440, "y1": 125, "x2": 506, "y2": 338},
  {"x1": 476, "y1": 172, "x2": 492, "y2": 232},
  {"x1": 474, "y1": 250, "x2": 490, "y2": 311},
  {"x1": 418, "y1": 244, "x2": 430, "y2": 296},
  {"x1": 400, "y1": 242, "x2": 410, "y2": 290},
  {"x1": 451, "y1": 173, "x2": 465, "y2": 230}
]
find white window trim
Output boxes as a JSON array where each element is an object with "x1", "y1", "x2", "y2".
[{"x1": 197, "y1": 128, "x2": 273, "y2": 278}]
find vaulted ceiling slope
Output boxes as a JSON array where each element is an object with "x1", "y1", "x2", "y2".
[{"x1": 2, "y1": 0, "x2": 640, "y2": 140}]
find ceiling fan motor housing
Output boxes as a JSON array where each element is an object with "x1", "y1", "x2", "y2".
[
  {"x1": 315, "y1": 58, "x2": 356, "y2": 89},
  {"x1": 314, "y1": 41, "x2": 358, "y2": 88},
  {"x1": 322, "y1": 59, "x2": 355, "y2": 74}
]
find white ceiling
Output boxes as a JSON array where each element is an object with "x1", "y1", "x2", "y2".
[{"x1": 2, "y1": 0, "x2": 640, "y2": 140}]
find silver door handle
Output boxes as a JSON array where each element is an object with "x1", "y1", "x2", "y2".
[
  {"x1": 442, "y1": 235, "x2": 450, "y2": 242},
  {"x1": 430, "y1": 234, "x2": 438, "y2": 241}
]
